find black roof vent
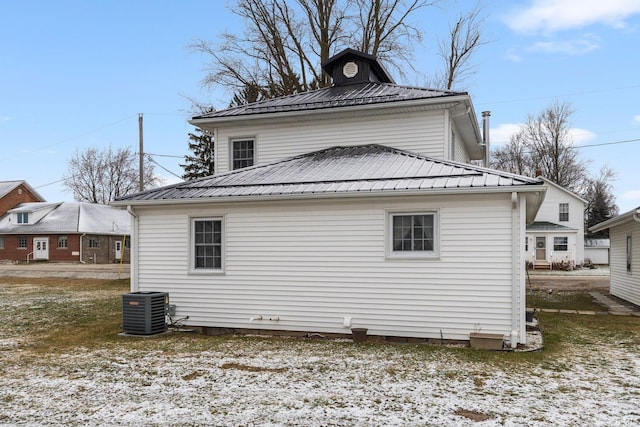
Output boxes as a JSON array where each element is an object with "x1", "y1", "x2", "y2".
[{"x1": 321, "y1": 48, "x2": 395, "y2": 86}]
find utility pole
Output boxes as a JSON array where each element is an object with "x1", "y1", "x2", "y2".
[{"x1": 138, "y1": 113, "x2": 144, "y2": 192}]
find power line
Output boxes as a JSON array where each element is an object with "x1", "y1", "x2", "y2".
[
  {"x1": 575, "y1": 138, "x2": 640, "y2": 149},
  {"x1": 149, "y1": 157, "x2": 183, "y2": 180}
]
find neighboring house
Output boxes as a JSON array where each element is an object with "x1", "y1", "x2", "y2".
[
  {"x1": 113, "y1": 49, "x2": 546, "y2": 347},
  {"x1": 584, "y1": 238, "x2": 610, "y2": 265},
  {"x1": 0, "y1": 180, "x2": 45, "y2": 216},
  {"x1": 590, "y1": 207, "x2": 640, "y2": 306},
  {"x1": 0, "y1": 202, "x2": 131, "y2": 264},
  {"x1": 525, "y1": 178, "x2": 587, "y2": 269}
]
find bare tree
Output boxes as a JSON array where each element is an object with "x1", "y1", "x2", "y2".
[
  {"x1": 191, "y1": 0, "x2": 437, "y2": 104},
  {"x1": 434, "y1": 2, "x2": 487, "y2": 90},
  {"x1": 491, "y1": 102, "x2": 589, "y2": 193},
  {"x1": 62, "y1": 146, "x2": 158, "y2": 204}
]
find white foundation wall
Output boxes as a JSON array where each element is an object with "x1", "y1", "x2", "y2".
[{"x1": 134, "y1": 193, "x2": 520, "y2": 341}]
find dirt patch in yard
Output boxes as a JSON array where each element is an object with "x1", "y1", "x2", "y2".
[{"x1": 526, "y1": 274, "x2": 609, "y2": 292}]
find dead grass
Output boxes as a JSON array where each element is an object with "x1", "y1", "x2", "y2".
[{"x1": 527, "y1": 289, "x2": 606, "y2": 312}]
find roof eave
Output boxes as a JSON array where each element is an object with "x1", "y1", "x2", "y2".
[
  {"x1": 189, "y1": 94, "x2": 472, "y2": 129},
  {"x1": 112, "y1": 184, "x2": 545, "y2": 208},
  {"x1": 589, "y1": 207, "x2": 640, "y2": 232}
]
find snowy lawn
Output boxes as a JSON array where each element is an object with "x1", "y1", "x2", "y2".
[{"x1": 1, "y1": 278, "x2": 640, "y2": 426}]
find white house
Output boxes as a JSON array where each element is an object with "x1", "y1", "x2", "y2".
[
  {"x1": 525, "y1": 178, "x2": 587, "y2": 269},
  {"x1": 113, "y1": 49, "x2": 546, "y2": 347},
  {"x1": 590, "y1": 207, "x2": 640, "y2": 306}
]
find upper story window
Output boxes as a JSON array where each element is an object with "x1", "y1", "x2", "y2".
[
  {"x1": 388, "y1": 212, "x2": 438, "y2": 258},
  {"x1": 231, "y1": 138, "x2": 255, "y2": 170},
  {"x1": 559, "y1": 203, "x2": 569, "y2": 222},
  {"x1": 16, "y1": 212, "x2": 29, "y2": 224}
]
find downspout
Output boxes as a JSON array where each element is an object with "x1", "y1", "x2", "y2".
[
  {"x1": 510, "y1": 192, "x2": 520, "y2": 348},
  {"x1": 127, "y1": 205, "x2": 139, "y2": 292},
  {"x1": 79, "y1": 233, "x2": 86, "y2": 264}
]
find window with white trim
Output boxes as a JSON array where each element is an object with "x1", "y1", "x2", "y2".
[
  {"x1": 553, "y1": 236, "x2": 568, "y2": 251},
  {"x1": 58, "y1": 236, "x2": 68, "y2": 249},
  {"x1": 192, "y1": 218, "x2": 223, "y2": 271},
  {"x1": 17, "y1": 236, "x2": 27, "y2": 249},
  {"x1": 627, "y1": 235, "x2": 632, "y2": 272},
  {"x1": 389, "y1": 212, "x2": 437, "y2": 257},
  {"x1": 17, "y1": 212, "x2": 29, "y2": 224},
  {"x1": 559, "y1": 203, "x2": 569, "y2": 222},
  {"x1": 231, "y1": 138, "x2": 255, "y2": 170}
]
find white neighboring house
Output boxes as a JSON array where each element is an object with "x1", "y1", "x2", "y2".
[
  {"x1": 113, "y1": 49, "x2": 546, "y2": 347},
  {"x1": 525, "y1": 178, "x2": 587, "y2": 269},
  {"x1": 590, "y1": 207, "x2": 640, "y2": 306}
]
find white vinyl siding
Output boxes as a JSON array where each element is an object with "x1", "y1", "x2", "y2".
[
  {"x1": 216, "y1": 111, "x2": 447, "y2": 174},
  {"x1": 133, "y1": 192, "x2": 521, "y2": 342},
  {"x1": 609, "y1": 221, "x2": 640, "y2": 306}
]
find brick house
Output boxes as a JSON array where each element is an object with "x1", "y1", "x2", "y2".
[
  {"x1": 0, "y1": 202, "x2": 130, "y2": 264},
  {"x1": 0, "y1": 181, "x2": 45, "y2": 216}
]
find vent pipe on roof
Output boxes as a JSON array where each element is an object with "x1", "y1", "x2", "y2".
[{"x1": 481, "y1": 111, "x2": 491, "y2": 167}]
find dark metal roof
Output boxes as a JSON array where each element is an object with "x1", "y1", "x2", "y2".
[
  {"x1": 192, "y1": 82, "x2": 464, "y2": 120},
  {"x1": 115, "y1": 145, "x2": 542, "y2": 203},
  {"x1": 526, "y1": 221, "x2": 577, "y2": 232}
]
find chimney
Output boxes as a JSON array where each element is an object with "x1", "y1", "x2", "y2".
[
  {"x1": 535, "y1": 169, "x2": 542, "y2": 177},
  {"x1": 481, "y1": 111, "x2": 491, "y2": 167}
]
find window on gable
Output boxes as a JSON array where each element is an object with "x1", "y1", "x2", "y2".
[
  {"x1": 388, "y1": 212, "x2": 438, "y2": 258},
  {"x1": 231, "y1": 138, "x2": 255, "y2": 170},
  {"x1": 58, "y1": 236, "x2": 68, "y2": 249},
  {"x1": 17, "y1": 212, "x2": 29, "y2": 224},
  {"x1": 627, "y1": 235, "x2": 632, "y2": 272},
  {"x1": 17, "y1": 236, "x2": 27, "y2": 249},
  {"x1": 553, "y1": 236, "x2": 568, "y2": 251},
  {"x1": 192, "y1": 218, "x2": 223, "y2": 271},
  {"x1": 559, "y1": 203, "x2": 569, "y2": 222}
]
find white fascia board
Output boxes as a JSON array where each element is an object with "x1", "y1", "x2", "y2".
[
  {"x1": 112, "y1": 185, "x2": 546, "y2": 208},
  {"x1": 189, "y1": 95, "x2": 471, "y2": 128},
  {"x1": 589, "y1": 206, "x2": 640, "y2": 232}
]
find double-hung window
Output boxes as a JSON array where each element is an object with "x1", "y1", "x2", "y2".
[
  {"x1": 553, "y1": 236, "x2": 568, "y2": 251},
  {"x1": 388, "y1": 212, "x2": 438, "y2": 258},
  {"x1": 559, "y1": 203, "x2": 569, "y2": 222},
  {"x1": 231, "y1": 138, "x2": 255, "y2": 170},
  {"x1": 192, "y1": 217, "x2": 223, "y2": 271}
]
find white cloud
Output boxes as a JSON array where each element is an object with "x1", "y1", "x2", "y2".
[
  {"x1": 489, "y1": 123, "x2": 523, "y2": 146},
  {"x1": 504, "y1": 48, "x2": 524, "y2": 62},
  {"x1": 527, "y1": 35, "x2": 600, "y2": 55},
  {"x1": 489, "y1": 123, "x2": 596, "y2": 146},
  {"x1": 633, "y1": 114, "x2": 640, "y2": 124},
  {"x1": 504, "y1": 0, "x2": 640, "y2": 33},
  {"x1": 621, "y1": 190, "x2": 640, "y2": 202},
  {"x1": 569, "y1": 127, "x2": 597, "y2": 145},
  {"x1": 0, "y1": 116, "x2": 11, "y2": 122}
]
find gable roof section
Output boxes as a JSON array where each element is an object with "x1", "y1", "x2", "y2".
[
  {"x1": 115, "y1": 145, "x2": 543, "y2": 205},
  {"x1": 541, "y1": 177, "x2": 588, "y2": 205},
  {"x1": 0, "y1": 180, "x2": 45, "y2": 201},
  {"x1": 0, "y1": 202, "x2": 130, "y2": 235}
]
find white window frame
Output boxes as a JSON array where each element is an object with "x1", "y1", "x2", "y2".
[
  {"x1": 17, "y1": 236, "x2": 27, "y2": 249},
  {"x1": 559, "y1": 203, "x2": 569, "y2": 222},
  {"x1": 58, "y1": 235, "x2": 68, "y2": 249},
  {"x1": 189, "y1": 216, "x2": 225, "y2": 274},
  {"x1": 553, "y1": 236, "x2": 568, "y2": 251},
  {"x1": 230, "y1": 137, "x2": 256, "y2": 170},
  {"x1": 16, "y1": 212, "x2": 29, "y2": 224},
  {"x1": 386, "y1": 210, "x2": 439, "y2": 259}
]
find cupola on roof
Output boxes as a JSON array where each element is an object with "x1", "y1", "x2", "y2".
[{"x1": 321, "y1": 48, "x2": 395, "y2": 85}]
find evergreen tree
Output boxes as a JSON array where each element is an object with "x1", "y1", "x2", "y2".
[
  {"x1": 584, "y1": 166, "x2": 618, "y2": 238},
  {"x1": 181, "y1": 127, "x2": 215, "y2": 180}
]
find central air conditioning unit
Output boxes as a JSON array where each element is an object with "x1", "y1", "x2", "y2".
[{"x1": 122, "y1": 291, "x2": 168, "y2": 335}]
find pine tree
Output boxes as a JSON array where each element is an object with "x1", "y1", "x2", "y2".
[{"x1": 181, "y1": 127, "x2": 215, "y2": 180}]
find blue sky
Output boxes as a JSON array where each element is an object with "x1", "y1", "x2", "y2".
[{"x1": 1, "y1": 0, "x2": 639, "y2": 213}]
